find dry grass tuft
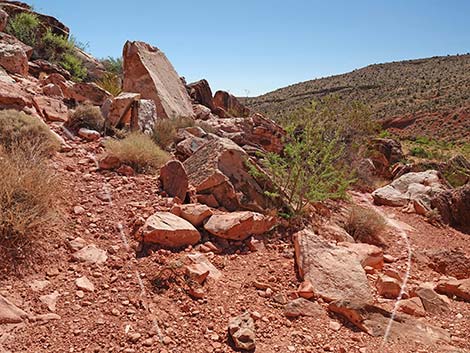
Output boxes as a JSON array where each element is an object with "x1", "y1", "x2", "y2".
[
  {"x1": 152, "y1": 117, "x2": 195, "y2": 149},
  {"x1": 105, "y1": 132, "x2": 170, "y2": 173},
  {"x1": 345, "y1": 205, "x2": 387, "y2": 246},
  {"x1": 65, "y1": 103, "x2": 104, "y2": 133},
  {"x1": 0, "y1": 110, "x2": 60, "y2": 157},
  {"x1": 0, "y1": 146, "x2": 61, "y2": 269}
]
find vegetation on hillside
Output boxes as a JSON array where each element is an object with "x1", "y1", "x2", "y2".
[
  {"x1": 261, "y1": 97, "x2": 378, "y2": 215},
  {"x1": 245, "y1": 55, "x2": 470, "y2": 140}
]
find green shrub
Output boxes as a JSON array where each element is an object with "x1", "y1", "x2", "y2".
[
  {"x1": 410, "y1": 146, "x2": 430, "y2": 158},
  {"x1": 38, "y1": 29, "x2": 87, "y2": 82},
  {"x1": 65, "y1": 104, "x2": 104, "y2": 133},
  {"x1": 96, "y1": 72, "x2": 122, "y2": 96},
  {"x1": 0, "y1": 110, "x2": 60, "y2": 158},
  {"x1": 5, "y1": 12, "x2": 40, "y2": 46},
  {"x1": 105, "y1": 133, "x2": 170, "y2": 173},
  {"x1": 345, "y1": 205, "x2": 387, "y2": 246},
  {"x1": 100, "y1": 57, "x2": 123, "y2": 76},
  {"x1": 0, "y1": 144, "x2": 60, "y2": 267},
  {"x1": 61, "y1": 52, "x2": 87, "y2": 82}
]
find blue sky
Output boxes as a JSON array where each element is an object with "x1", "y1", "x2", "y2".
[{"x1": 32, "y1": 0, "x2": 469, "y2": 96}]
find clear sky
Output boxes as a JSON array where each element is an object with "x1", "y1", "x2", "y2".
[{"x1": 31, "y1": 0, "x2": 469, "y2": 96}]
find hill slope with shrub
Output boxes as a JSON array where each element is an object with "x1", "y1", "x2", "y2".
[{"x1": 244, "y1": 54, "x2": 470, "y2": 142}]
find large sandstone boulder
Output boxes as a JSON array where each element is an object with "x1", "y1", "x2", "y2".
[
  {"x1": 372, "y1": 170, "x2": 447, "y2": 213},
  {"x1": 187, "y1": 79, "x2": 214, "y2": 111},
  {"x1": 204, "y1": 211, "x2": 276, "y2": 240},
  {"x1": 0, "y1": 42, "x2": 28, "y2": 76},
  {"x1": 104, "y1": 92, "x2": 140, "y2": 127},
  {"x1": 293, "y1": 229, "x2": 373, "y2": 303},
  {"x1": 183, "y1": 137, "x2": 279, "y2": 212},
  {"x1": 137, "y1": 212, "x2": 201, "y2": 248},
  {"x1": 328, "y1": 299, "x2": 450, "y2": 345},
  {"x1": 159, "y1": 160, "x2": 188, "y2": 201},
  {"x1": 122, "y1": 41, "x2": 194, "y2": 120},
  {"x1": 431, "y1": 184, "x2": 470, "y2": 231},
  {"x1": 213, "y1": 90, "x2": 249, "y2": 117}
]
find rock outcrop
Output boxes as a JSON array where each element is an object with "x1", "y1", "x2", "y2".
[
  {"x1": 183, "y1": 137, "x2": 280, "y2": 212},
  {"x1": 187, "y1": 79, "x2": 214, "y2": 111},
  {"x1": 293, "y1": 229, "x2": 373, "y2": 303},
  {"x1": 431, "y1": 184, "x2": 470, "y2": 230},
  {"x1": 213, "y1": 90, "x2": 249, "y2": 117},
  {"x1": 372, "y1": 170, "x2": 447, "y2": 213},
  {"x1": 0, "y1": 42, "x2": 29, "y2": 76},
  {"x1": 122, "y1": 41, "x2": 194, "y2": 120}
]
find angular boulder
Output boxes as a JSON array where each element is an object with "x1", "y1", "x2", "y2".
[
  {"x1": 293, "y1": 229, "x2": 373, "y2": 303},
  {"x1": 0, "y1": 80, "x2": 32, "y2": 110},
  {"x1": 183, "y1": 137, "x2": 279, "y2": 212},
  {"x1": 431, "y1": 184, "x2": 470, "y2": 231},
  {"x1": 187, "y1": 79, "x2": 214, "y2": 111},
  {"x1": 122, "y1": 41, "x2": 194, "y2": 120},
  {"x1": 0, "y1": 42, "x2": 28, "y2": 76},
  {"x1": 73, "y1": 47, "x2": 106, "y2": 81},
  {"x1": 131, "y1": 99, "x2": 158, "y2": 134},
  {"x1": 32, "y1": 96, "x2": 68, "y2": 122},
  {"x1": 376, "y1": 275, "x2": 402, "y2": 299},
  {"x1": 372, "y1": 170, "x2": 447, "y2": 212},
  {"x1": 159, "y1": 160, "x2": 188, "y2": 201},
  {"x1": 204, "y1": 211, "x2": 276, "y2": 241},
  {"x1": 338, "y1": 242, "x2": 384, "y2": 270},
  {"x1": 171, "y1": 203, "x2": 213, "y2": 227},
  {"x1": 67, "y1": 82, "x2": 112, "y2": 106},
  {"x1": 213, "y1": 90, "x2": 249, "y2": 117},
  {"x1": 415, "y1": 285, "x2": 450, "y2": 313},
  {"x1": 137, "y1": 212, "x2": 200, "y2": 248},
  {"x1": 427, "y1": 248, "x2": 470, "y2": 280},
  {"x1": 436, "y1": 277, "x2": 470, "y2": 302},
  {"x1": 328, "y1": 299, "x2": 450, "y2": 345},
  {"x1": 105, "y1": 92, "x2": 141, "y2": 128}
]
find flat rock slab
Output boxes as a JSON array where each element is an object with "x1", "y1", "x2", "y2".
[
  {"x1": 159, "y1": 160, "x2": 188, "y2": 201},
  {"x1": 204, "y1": 211, "x2": 275, "y2": 241},
  {"x1": 436, "y1": 278, "x2": 470, "y2": 302},
  {"x1": 284, "y1": 298, "x2": 323, "y2": 318},
  {"x1": 171, "y1": 203, "x2": 213, "y2": 227},
  {"x1": 328, "y1": 299, "x2": 450, "y2": 346},
  {"x1": 73, "y1": 245, "x2": 108, "y2": 265},
  {"x1": 0, "y1": 295, "x2": 29, "y2": 324},
  {"x1": 293, "y1": 229, "x2": 373, "y2": 303},
  {"x1": 139, "y1": 212, "x2": 200, "y2": 248}
]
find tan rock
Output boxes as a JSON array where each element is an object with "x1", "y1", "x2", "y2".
[
  {"x1": 284, "y1": 298, "x2": 322, "y2": 318},
  {"x1": 159, "y1": 160, "x2": 188, "y2": 201},
  {"x1": 328, "y1": 299, "x2": 450, "y2": 345},
  {"x1": 376, "y1": 275, "x2": 402, "y2": 299},
  {"x1": 187, "y1": 253, "x2": 222, "y2": 281},
  {"x1": 0, "y1": 294, "x2": 29, "y2": 324},
  {"x1": 338, "y1": 242, "x2": 384, "y2": 269},
  {"x1": 416, "y1": 285, "x2": 450, "y2": 313},
  {"x1": 72, "y1": 245, "x2": 108, "y2": 265},
  {"x1": 184, "y1": 137, "x2": 280, "y2": 211},
  {"x1": 139, "y1": 212, "x2": 200, "y2": 248},
  {"x1": 131, "y1": 99, "x2": 158, "y2": 133},
  {"x1": 228, "y1": 312, "x2": 256, "y2": 351},
  {"x1": 122, "y1": 41, "x2": 194, "y2": 120},
  {"x1": 75, "y1": 276, "x2": 95, "y2": 292},
  {"x1": 204, "y1": 211, "x2": 275, "y2": 241},
  {"x1": 297, "y1": 280, "x2": 315, "y2": 299},
  {"x1": 0, "y1": 42, "x2": 28, "y2": 76},
  {"x1": 436, "y1": 277, "x2": 470, "y2": 302},
  {"x1": 105, "y1": 92, "x2": 140, "y2": 127},
  {"x1": 39, "y1": 291, "x2": 60, "y2": 312},
  {"x1": 78, "y1": 128, "x2": 100, "y2": 141},
  {"x1": 171, "y1": 203, "x2": 213, "y2": 227},
  {"x1": 294, "y1": 229, "x2": 373, "y2": 303},
  {"x1": 32, "y1": 96, "x2": 68, "y2": 122},
  {"x1": 397, "y1": 297, "x2": 426, "y2": 317}
]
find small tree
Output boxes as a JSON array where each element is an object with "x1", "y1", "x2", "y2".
[{"x1": 263, "y1": 97, "x2": 377, "y2": 215}]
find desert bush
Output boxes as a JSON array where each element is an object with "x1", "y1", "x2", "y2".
[
  {"x1": 65, "y1": 103, "x2": 104, "y2": 133},
  {"x1": 105, "y1": 132, "x2": 170, "y2": 173},
  {"x1": 0, "y1": 110, "x2": 60, "y2": 157},
  {"x1": 152, "y1": 117, "x2": 195, "y2": 150},
  {"x1": 410, "y1": 146, "x2": 430, "y2": 158},
  {"x1": 96, "y1": 72, "x2": 122, "y2": 96},
  {"x1": 100, "y1": 57, "x2": 123, "y2": 76},
  {"x1": 37, "y1": 29, "x2": 87, "y2": 82},
  {"x1": 345, "y1": 205, "x2": 387, "y2": 246},
  {"x1": 5, "y1": 12, "x2": 40, "y2": 46},
  {"x1": 0, "y1": 145, "x2": 60, "y2": 266}
]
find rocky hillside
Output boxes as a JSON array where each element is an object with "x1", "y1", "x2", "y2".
[
  {"x1": 1, "y1": 2, "x2": 470, "y2": 353},
  {"x1": 245, "y1": 55, "x2": 470, "y2": 142}
]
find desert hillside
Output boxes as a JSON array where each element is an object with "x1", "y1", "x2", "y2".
[
  {"x1": 245, "y1": 55, "x2": 470, "y2": 142},
  {"x1": 0, "y1": 2, "x2": 469, "y2": 353}
]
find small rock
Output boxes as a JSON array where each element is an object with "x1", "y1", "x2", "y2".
[
  {"x1": 329, "y1": 321, "x2": 341, "y2": 331},
  {"x1": 29, "y1": 280, "x2": 50, "y2": 292},
  {"x1": 39, "y1": 291, "x2": 60, "y2": 312},
  {"x1": 297, "y1": 280, "x2": 314, "y2": 299},
  {"x1": 228, "y1": 312, "x2": 256, "y2": 351},
  {"x1": 284, "y1": 298, "x2": 322, "y2": 318},
  {"x1": 376, "y1": 275, "x2": 402, "y2": 299},
  {"x1": 78, "y1": 128, "x2": 101, "y2": 141},
  {"x1": 75, "y1": 276, "x2": 95, "y2": 292}
]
